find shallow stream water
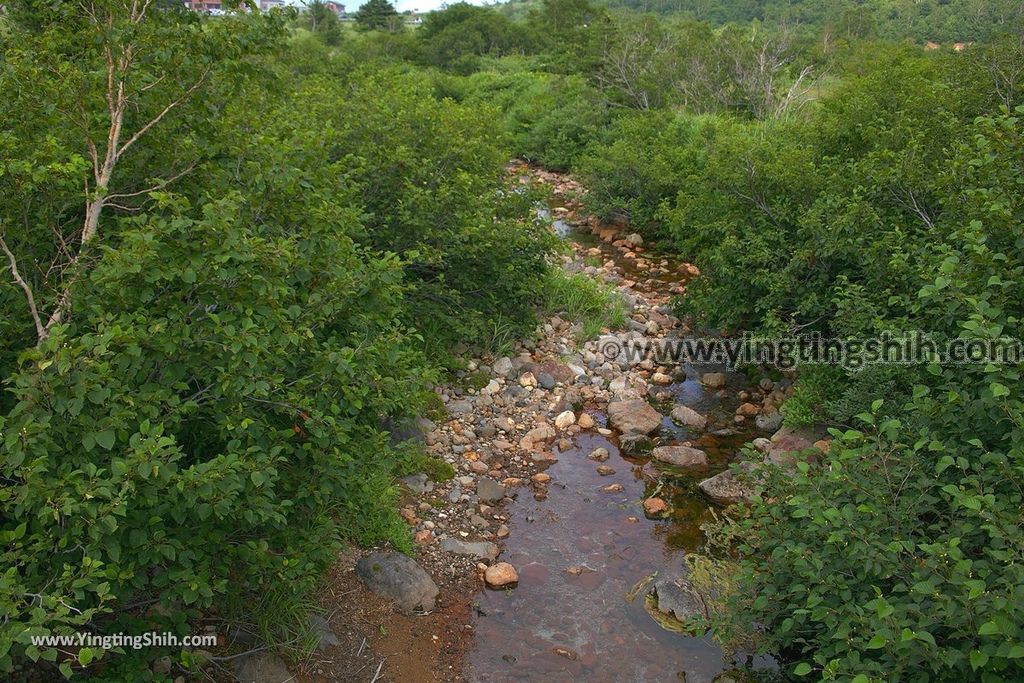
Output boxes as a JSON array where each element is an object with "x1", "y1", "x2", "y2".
[{"x1": 465, "y1": 212, "x2": 770, "y2": 682}]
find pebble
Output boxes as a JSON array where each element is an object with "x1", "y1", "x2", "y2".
[
  {"x1": 485, "y1": 562, "x2": 519, "y2": 588},
  {"x1": 554, "y1": 410, "x2": 576, "y2": 429},
  {"x1": 701, "y1": 372, "x2": 727, "y2": 388},
  {"x1": 643, "y1": 497, "x2": 669, "y2": 516},
  {"x1": 736, "y1": 402, "x2": 759, "y2": 417}
]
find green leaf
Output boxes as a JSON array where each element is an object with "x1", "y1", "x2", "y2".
[
  {"x1": 866, "y1": 634, "x2": 887, "y2": 649},
  {"x1": 978, "y1": 621, "x2": 1001, "y2": 636},
  {"x1": 95, "y1": 430, "x2": 115, "y2": 450},
  {"x1": 966, "y1": 579, "x2": 986, "y2": 599},
  {"x1": 793, "y1": 662, "x2": 812, "y2": 676}
]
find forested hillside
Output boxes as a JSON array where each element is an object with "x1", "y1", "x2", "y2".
[
  {"x1": 2, "y1": 0, "x2": 1023, "y2": 680},
  {"x1": 601, "y1": 0, "x2": 1022, "y2": 42}
]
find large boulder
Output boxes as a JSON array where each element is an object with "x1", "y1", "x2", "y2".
[
  {"x1": 446, "y1": 399, "x2": 473, "y2": 416},
  {"x1": 652, "y1": 445, "x2": 708, "y2": 468},
  {"x1": 754, "y1": 411, "x2": 784, "y2": 431},
  {"x1": 307, "y1": 614, "x2": 340, "y2": 652},
  {"x1": 356, "y1": 551, "x2": 438, "y2": 614},
  {"x1": 653, "y1": 576, "x2": 708, "y2": 622},
  {"x1": 670, "y1": 405, "x2": 707, "y2": 430},
  {"x1": 698, "y1": 464, "x2": 754, "y2": 505},
  {"x1": 485, "y1": 562, "x2": 519, "y2": 588},
  {"x1": 608, "y1": 399, "x2": 662, "y2": 436},
  {"x1": 399, "y1": 473, "x2": 433, "y2": 495},
  {"x1": 522, "y1": 361, "x2": 576, "y2": 385},
  {"x1": 765, "y1": 425, "x2": 828, "y2": 467},
  {"x1": 492, "y1": 356, "x2": 514, "y2": 377}
]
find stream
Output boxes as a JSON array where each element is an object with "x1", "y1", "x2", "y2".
[{"x1": 463, "y1": 173, "x2": 773, "y2": 682}]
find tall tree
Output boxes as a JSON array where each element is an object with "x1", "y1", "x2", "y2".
[{"x1": 353, "y1": 0, "x2": 400, "y2": 31}]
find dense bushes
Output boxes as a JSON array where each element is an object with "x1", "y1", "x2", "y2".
[
  {"x1": 576, "y1": 110, "x2": 712, "y2": 234},
  {"x1": 685, "y1": 74, "x2": 1024, "y2": 683},
  {"x1": 306, "y1": 65, "x2": 557, "y2": 350},
  {"x1": 0, "y1": 195, "x2": 426, "y2": 675},
  {"x1": 455, "y1": 67, "x2": 610, "y2": 170},
  {"x1": 664, "y1": 52, "x2": 969, "y2": 338},
  {"x1": 710, "y1": 111, "x2": 1024, "y2": 682},
  {"x1": 446, "y1": 5, "x2": 1024, "y2": 677},
  {"x1": 0, "y1": 6, "x2": 554, "y2": 677},
  {"x1": 415, "y1": 2, "x2": 536, "y2": 72}
]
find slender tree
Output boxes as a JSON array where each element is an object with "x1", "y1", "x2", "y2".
[{"x1": 0, "y1": 2, "x2": 282, "y2": 347}]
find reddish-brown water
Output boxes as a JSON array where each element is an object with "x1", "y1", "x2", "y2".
[{"x1": 465, "y1": 214, "x2": 770, "y2": 682}]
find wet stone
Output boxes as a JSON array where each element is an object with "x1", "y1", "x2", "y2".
[{"x1": 477, "y1": 478, "x2": 506, "y2": 503}]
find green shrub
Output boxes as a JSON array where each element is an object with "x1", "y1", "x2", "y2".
[
  {"x1": 710, "y1": 396, "x2": 1024, "y2": 682},
  {"x1": 457, "y1": 67, "x2": 610, "y2": 170},
  {"x1": 665, "y1": 51, "x2": 967, "y2": 338},
  {"x1": 0, "y1": 195, "x2": 426, "y2": 675},
  {"x1": 303, "y1": 65, "x2": 558, "y2": 353},
  {"x1": 415, "y1": 3, "x2": 537, "y2": 73},
  {"x1": 577, "y1": 109, "x2": 713, "y2": 236},
  {"x1": 700, "y1": 105, "x2": 1024, "y2": 683},
  {"x1": 0, "y1": 24, "x2": 553, "y2": 677}
]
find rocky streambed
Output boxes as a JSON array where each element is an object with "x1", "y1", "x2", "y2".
[{"x1": 285, "y1": 164, "x2": 831, "y2": 683}]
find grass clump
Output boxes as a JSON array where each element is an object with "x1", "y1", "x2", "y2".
[{"x1": 541, "y1": 269, "x2": 628, "y2": 340}]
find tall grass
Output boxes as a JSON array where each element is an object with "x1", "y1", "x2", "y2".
[{"x1": 541, "y1": 269, "x2": 628, "y2": 340}]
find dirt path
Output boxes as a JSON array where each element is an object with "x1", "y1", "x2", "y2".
[{"x1": 295, "y1": 164, "x2": 789, "y2": 683}]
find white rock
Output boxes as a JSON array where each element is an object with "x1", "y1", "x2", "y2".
[
  {"x1": 554, "y1": 411, "x2": 576, "y2": 429},
  {"x1": 493, "y1": 357, "x2": 514, "y2": 377}
]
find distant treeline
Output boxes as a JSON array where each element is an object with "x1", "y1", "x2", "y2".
[{"x1": 497, "y1": 0, "x2": 1023, "y2": 42}]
